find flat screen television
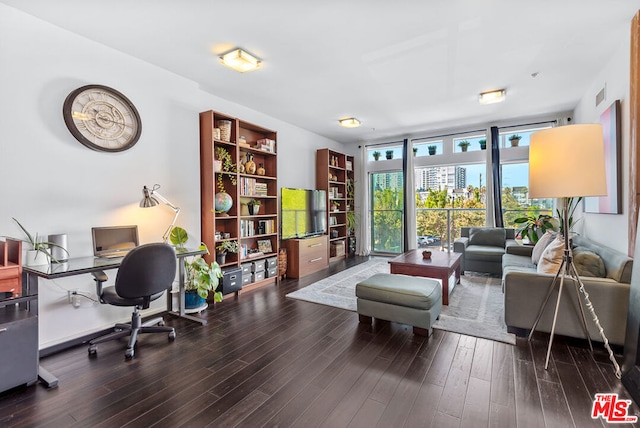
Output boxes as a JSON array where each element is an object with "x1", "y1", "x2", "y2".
[{"x1": 281, "y1": 188, "x2": 327, "y2": 240}]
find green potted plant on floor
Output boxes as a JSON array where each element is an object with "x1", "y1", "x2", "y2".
[
  {"x1": 184, "y1": 244, "x2": 223, "y2": 308},
  {"x1": 509, "y1": 134, "x2": 521, "y2": 147},
  {"x1": 216, "y1": 240, "x2": 239, "y2": 265},
  {"x1": 458, "y1": 140, "x2": 470, "y2": 152},
  {"x1": 372, "y1": 151, "x2": 381, "y2": 161},
  {"x1": 12, "y1": 218, "x2": 69, "y2": 265}
]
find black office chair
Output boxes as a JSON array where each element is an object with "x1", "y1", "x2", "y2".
[{"x1": 88, "y1": 243, "x2": 177, "y2": 359}]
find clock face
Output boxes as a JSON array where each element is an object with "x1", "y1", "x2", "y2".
[{"x1": 63, "y1": 84, "x2": 142, "y2": 152}]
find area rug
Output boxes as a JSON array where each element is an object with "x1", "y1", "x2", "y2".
[{"x1": 286, "y1": 259, "x2": 515, "y2": 345}]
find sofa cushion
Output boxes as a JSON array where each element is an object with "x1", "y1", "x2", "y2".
[
  {"x1": 503, "y1": 253, "x2": 536, "y2": 270},
  {"x1": 531, "y1": 230, "x2": 557, "y2": 265},
  {"x1": 537, "y1": 236, "x2": 564, "y2": 274},
  {"x1": 468, "y1": 228, "x2": 506, "y2": 247},
  {"x1": 465, "y1": 245, "x2": 506, "y2": 262},
  {"x1": 573, "y1": 246, "x2": 606, "y2": 278}
]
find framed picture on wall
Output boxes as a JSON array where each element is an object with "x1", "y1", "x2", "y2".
[{"x1": 584, "y1": 99, "x2": 622, "y2": 214}]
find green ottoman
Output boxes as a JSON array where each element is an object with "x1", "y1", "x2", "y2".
[{"x1": 356, "y1": 273, "x2": 442, "y2": 336}]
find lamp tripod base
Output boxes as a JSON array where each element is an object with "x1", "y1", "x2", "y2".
[{"x1": 527, "y1": 251, "x2": 593, "y2": 369}]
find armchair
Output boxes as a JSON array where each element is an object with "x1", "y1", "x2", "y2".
[
  {"x1": 453, "y1": 227, "x2": 517, "y2": 275},
  {"x1": 88, "y1": 243, "x2": 177, "y2": 359}
]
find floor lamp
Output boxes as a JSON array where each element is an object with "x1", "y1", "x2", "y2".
[
  {"x1": 527, "y1": 124, "x2": 621, "y2": 377},
  {"x1": 140, "y1": 184, "x2": 181, "y2": 243}
]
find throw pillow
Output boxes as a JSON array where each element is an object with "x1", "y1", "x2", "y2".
[
  {"x1": 468, "y1": 228, "x2": 506, "y2": 247},
  {"x1": 573, "y1": 246, "x2": 606, "y2": 278},
  {"x1": 537, "y1": 235, "x2": 565, "y2": 274},
  {"x1": 531, "y1": 230, "x2": 557, "y2": 265}
]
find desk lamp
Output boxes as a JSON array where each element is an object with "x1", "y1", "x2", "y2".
[
  {"x1": 527, "y1": 124, "x2": 620, "y2": 377},
  {"x1": 140, "y1": 184, "x2": 180, "y2": 243}
]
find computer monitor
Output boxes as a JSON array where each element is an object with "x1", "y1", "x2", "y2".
[{"x1": 91, "y1": 225, "x2": 139, "y2": 258}]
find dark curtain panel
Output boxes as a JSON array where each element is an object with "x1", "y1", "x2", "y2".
[
  {"x1": 491, "y1": 126, "x2": 504, "y2": 227},
  {"x1": 402, "y1": 138, "x2": 409, "y2": 251}
]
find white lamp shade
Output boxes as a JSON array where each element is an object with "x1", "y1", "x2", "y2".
[{"x1": 529, "y1": 124, "x2": 607, "y2": 199}]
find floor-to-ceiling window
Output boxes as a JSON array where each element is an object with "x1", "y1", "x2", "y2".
[
  {"x1": 361, "y1": 116, "x2": 562, "y2": 254},
  {"x1": 367, "y1": 142, "x2": 405, "y2": 254}
]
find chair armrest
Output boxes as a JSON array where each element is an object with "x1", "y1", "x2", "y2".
[
  {"x1": 453, "y1": 237, "x2": 468, "y2": 254},
  {"x1": 506, "y1": 242, "x2": 533, "y2": 257},
  {"x1": 92, "y1": 271, "x2": 108, "y2": 301}
]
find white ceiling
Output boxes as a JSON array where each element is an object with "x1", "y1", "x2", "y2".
[{"x1": 3, "y1": 0, "x2": 639, "y2": 144}]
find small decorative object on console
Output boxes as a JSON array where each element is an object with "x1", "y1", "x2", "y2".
[{"x1": 422, "y1": 250, "x2": 432, "y2": 260}]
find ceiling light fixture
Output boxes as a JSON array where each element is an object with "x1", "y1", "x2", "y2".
[
  {"x1": 339, "y1": 117, "x2": 361, "y2": 128},
  {"x1": 219, "y1": 48, "x2": 261, "y2": 73},
  {"x1": 479, "y1": 89, "x2": 506, "y2": 104}
]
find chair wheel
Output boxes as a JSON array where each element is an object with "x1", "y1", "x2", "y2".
[
  {"x1": 88, "y1": 345, "x2": 97, "y2": 356},
  {"x1": 169, "y1": 331, "x2": 176, "y2": 340},
  {"x1": 125, "y1": 348, "x2": 134, "y2": 359}
]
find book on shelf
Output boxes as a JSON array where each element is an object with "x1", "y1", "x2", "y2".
[{"x1": 240, "y1": 178, "x2": 269, "y2": 196}]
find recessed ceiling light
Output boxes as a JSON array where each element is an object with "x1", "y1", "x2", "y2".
[
  {"x1": 339, "y1": 117, "x2": 361, "y2": 128},
  {"x1": 479, "y1": 89, "x2": 506, "y2": 104},
  {"x1": 219, "y1": 48, "x2": 261, "y2": 73}
]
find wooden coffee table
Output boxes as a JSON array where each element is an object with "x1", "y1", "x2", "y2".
[{"x1": 388, "y1": 250, "x2": 461, "y2": 305}]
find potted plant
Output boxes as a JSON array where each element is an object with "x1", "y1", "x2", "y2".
[
  {"x1": 458, "y1": 140, "x2": 470, "y2": 152},
  {"x1": 216, "y1": 240, "x2": 239, "y2": 265},
  {"x1": 513, "y1": 213, "x2": 557, "y2": 244},
  {"x1": 428, "y1": 145, "x2": 437, "y2": 155},
  {"x1": 12, "y1": 218, "x2": 68, "y2": 265},
  {"x1": 248, "y1": 199, "x2": 261, "y2": 215},
  {"x1": 479, "y1": 139, "x2": 486, "y2": 150},
  {"x1": 413, "y1": 147, "x2": 418, "y2": 157},
  {"x1": 331, "y1": 201, "x2": 340, "y2": 212},
  {"x1": 509, "y1": 134, "x2": 521, "y2": 147},
  {"x1": 372, "y1": 151, "x2": 381, "y2": 161},
  {"x1": 169, "y1": 226, "x2": 189, "y2": 250},
  {"x1": 385, "y1": 150, "x2": 394, "y2": 160},
  {"x1": 184, "y1": 245, "x2": 223, "y2": 309},
  {"x1": 556, "y1": 197, "x2": 583, "y2": 236}
]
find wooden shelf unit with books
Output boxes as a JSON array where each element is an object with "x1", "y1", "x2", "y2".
[
  {"x1": 316, "y1": 148, "x2": 355, "y2": 262},
  {"x1": 200, "y1": 110, "x2": 279, "y2": 293}
]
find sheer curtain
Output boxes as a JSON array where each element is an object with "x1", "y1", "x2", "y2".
[{"x1": 357, "y1": 145, "x2": 371, "y2": 256}]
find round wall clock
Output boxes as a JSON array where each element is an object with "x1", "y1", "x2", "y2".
[{"x1": 62, "y1": 84, "x2": 142, "y2": 152}]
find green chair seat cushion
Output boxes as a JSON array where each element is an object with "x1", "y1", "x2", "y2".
[
  {"x1": 355, "y1": 273, "x2": 441, "y2": 309},
  {"x1": 464, "y1": 245, "x2": 506, "y2": 262}
]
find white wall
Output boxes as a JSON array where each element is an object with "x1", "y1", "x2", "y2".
[
  {"x1": 0, "y1": 4, "x2": 345, "y2": 348},
  {"x1": 573, "y1": 29, "x2": 631, "y2": 255}
]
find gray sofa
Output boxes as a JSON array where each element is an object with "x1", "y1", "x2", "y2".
[
  {"x1": 503, "y1": 235, "x2": 633, "y2": 346},
  {"x1": 453, "y1": 227, "x2": 517, "y2": 275}
]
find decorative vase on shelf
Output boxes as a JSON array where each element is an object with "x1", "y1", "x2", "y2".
[
  {"x1": 217, "y1": 120, "x2": 231, "y2": 142},
  {"x1": 257, "y1": 163, "x2": 265, "y2": 176},
  {"x1": 245, "y1": 153, "x2": 256, "y2": 174},
  {"x1": 214, "y1": 192, "x2": 233, "y2": 215}
]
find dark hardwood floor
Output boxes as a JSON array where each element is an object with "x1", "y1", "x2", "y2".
[{"x1": 0, "y1": 256, "x2": 638, "y2": 427}]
